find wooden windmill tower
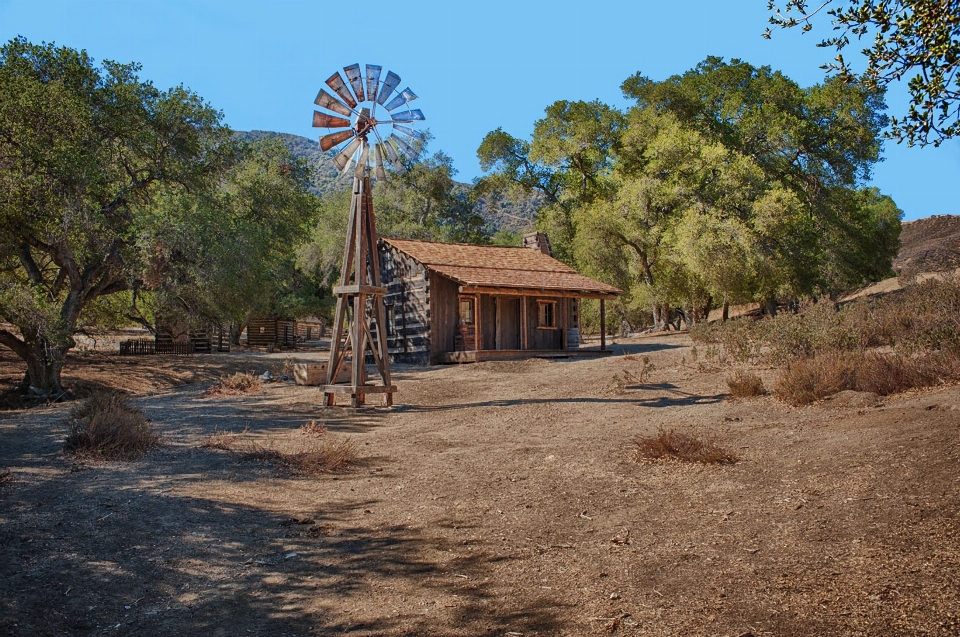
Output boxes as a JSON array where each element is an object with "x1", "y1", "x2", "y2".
[{"x1": 312, "y1": 64, "x2": 425, "y2": 407}]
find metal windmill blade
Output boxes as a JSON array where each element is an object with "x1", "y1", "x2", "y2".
[
  {"x1": 313, "y1": 111, "x2": 351, "y2": 129},
  {"x1": 385, "y1": 87, "x2": 417, "y2": 111},
  {"x1": 332, "y1": 136, "x2": 363, "y2": 171},
  {"x1": 388, "y1": 133, "x2": 417, "y2": 159},
  {"x1": 314, "y1": 89, "x2": 353, "y2": 117},
  {"x1": 319, "y1": 130, "x2": 355, "y2": 152},
  {"x1": 390, "y1": 109, "x2": 425, "y2": 123},
  {"x1": 374, "y1": 143, "x2": 387, "y2": 181},
  {"x1": 381, "y1": 138, "x2": 403, "y2": 170},
  {"x1": 376, "y1": 71, "x2": 401, "y2": 106},
  {"x1": 355, "y1": 142, "x2": 370, "y2": 178},
  {"x1": 365, "y1": 65, "x2": 381, "y2": 104},
  {"x1": 393, "y1": 124, "x2": 425, "y2": 141},
  {"x1": 343, "y1": 63, "x2": 365, "y2": 102},
  {"x1": 325, "y1": 71, "x2": 357, "y2": 108}
]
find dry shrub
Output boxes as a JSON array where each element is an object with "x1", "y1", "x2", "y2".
[
  {"x1": 774, "y1": 350, "x2": 960, "y2": 405},
  {"x1": 633, "y1": 428, "x2": 738, "y2": 465},
  {"x1": 726, "y1": 370, "x2": 766, "y2": 398},
  {"x1": 206, "y1": 372, "x2": 262, "y2": 397},
  {"x1": 239, "y1": 435, "x2": 357, "y2": 476},
  {"x1": 299, "y1": 420, "x2": 328, "y2": 436},
  {"x1": 63, "y1": 392, "x2": 162, "y2": 460},
  {"x1": 0, "y1": 469, "x2": 12, "y2": 488},
  {"x1": 774, "y1": 352, "x2": 857, "y2": 405}
]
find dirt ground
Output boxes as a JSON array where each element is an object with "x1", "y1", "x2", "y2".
[{"x1": 1, "y1": 334, "x2": 958, "y2": 636}]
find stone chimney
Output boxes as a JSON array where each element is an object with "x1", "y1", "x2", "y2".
[{"x1": 522, "y1": 231, "x2": 552, "y2": 256}]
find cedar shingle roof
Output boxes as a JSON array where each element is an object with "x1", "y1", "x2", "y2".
[{"x1": 382, "y1": 238, "x2": 622, "y2": 297}]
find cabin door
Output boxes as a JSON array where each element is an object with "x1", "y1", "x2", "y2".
[{"x1": 496, "y1": 296, "x2": 521, "y2": 350}]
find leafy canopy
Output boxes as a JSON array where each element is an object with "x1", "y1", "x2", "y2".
[{"x1": 766, "y1": 0, "x2": 960, "y2": 146}]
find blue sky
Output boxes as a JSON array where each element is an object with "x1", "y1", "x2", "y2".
[{"x1": 1, "y1": 0, "x2": 957, "y2": 221}]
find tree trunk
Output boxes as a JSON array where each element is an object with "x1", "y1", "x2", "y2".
[
  {"x1": 17, "y1": 340, "x2": 68, "y2": 398},
  {"x1": 722, "y1": 300, "x2": 729, "y2": 322},
  {"x1": 651, "y1": 303, "x2": 672, "y2": 332},
  {"x1": 764, "y1": 297, "x2": 778, "y2": 317}
]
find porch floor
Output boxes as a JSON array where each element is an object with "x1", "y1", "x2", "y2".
[{"x1": 437, "y1": 348, "x2": 613, "y2": 364}]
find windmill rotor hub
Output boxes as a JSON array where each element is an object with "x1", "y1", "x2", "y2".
[{"x1": 354, "y1": 115, "x2": 376, "y2": 138}]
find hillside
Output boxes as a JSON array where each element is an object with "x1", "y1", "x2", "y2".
[
  {"x1": 237, "y1": 130, "x2": 538, "y2": 234},
  {"x1": 895, "y1": 214, "x2": 960, "y2": 275}
]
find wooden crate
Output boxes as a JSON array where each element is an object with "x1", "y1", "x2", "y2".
[{"x1": 293, "y1": 363, "x2": 351, "y2": 386}]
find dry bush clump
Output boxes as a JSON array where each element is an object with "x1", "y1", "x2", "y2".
[
  {"x1": 0, "y1": 469, "x2": 12, "y2": 488},
  {"x1": 63, "y1": 392, "x2": 162, "y2": 460},
  {"x1": 205, "y1": 372, "x2": 262, "y2": 396},
  {"x1": 774, "y1": 350, "x2": 960, "y2": 405},
  {"x1": 726, "y1": 370, "x2": 766, "y2": 398},
  {"x1": 774, "y1": 352, "x2": 857, "y2": 405},
  {"x1": 633, "y1": 428, "x2": 738, "y2": 465}
]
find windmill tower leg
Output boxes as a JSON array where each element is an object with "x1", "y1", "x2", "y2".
[{"x1": 323, "y1": 172, "x2": 395, "y2": 407}]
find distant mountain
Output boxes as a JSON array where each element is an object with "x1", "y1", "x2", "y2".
[
  {"x1": 895, "y1": 215, "x2": 960, "y2": 275},
  {"x1": 237, "y1": 130, "x2": 352, "y2": 196},
  {"x1": 236, "y1": 130, "x2": 538, "y2": 233}
]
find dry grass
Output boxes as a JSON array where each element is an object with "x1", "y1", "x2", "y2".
[
  {"x1": 205, "y1": 372, "x2": 262, "y2": 397},
  {"x1": 199, "y1": 426, "x2": 248, "y2": 450},
  {"x1": 203, "y1": 420, "x2": 357, "y2": 476},
  {"x1": 726, "y1": 370, "x2": 766, "y2": 398},
  {"x1": 299, "y1": 420, "x2": 329, "y2": 436},
  {"x1": 63, "y1": 392, "x2": 163, "y2": 460},
  {"x1": 238, "y1": 436, "x2": 358, "y2": 476},
  {"x1": 633, "y1": 428, "x2": 738, "y2": 465}
]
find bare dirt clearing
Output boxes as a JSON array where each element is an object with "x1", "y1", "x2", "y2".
[{"x1": 2, "y1": 334, "x2": 959, "y2": 636}]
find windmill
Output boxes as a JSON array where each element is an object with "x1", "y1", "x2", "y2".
[{"x1": 313, "y1": 64, "x2": 425, "y2": 407}]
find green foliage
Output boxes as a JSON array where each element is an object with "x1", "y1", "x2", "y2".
[
  {"x1": 477, "y1": 57, "x2": 901, "y2": 329},
  {"x1": 137, "y1": 136, "x2": 323, "y2": 329},
  {"x1": 0, "y1": 37, "x2": 234, "y2": 393},
  {"x1": 767, "y1": 0, "x2": 960, "y2": 146}
]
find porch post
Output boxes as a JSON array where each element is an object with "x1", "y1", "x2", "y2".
[
  {"x1": 600, "y1": 298, "x2": 606, "y2": 351},
  {"x1": 520, "y1": 296, "x2": 528, "y2": 350}
]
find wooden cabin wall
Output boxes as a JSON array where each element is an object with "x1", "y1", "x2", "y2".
[
  {"x1": 480, "y1": 295, "x2": 496, "y2": 351},
  {"x1": 381, "y1": 244, "x2": 431, "y2": 363},
  {"x1": 246, "y1": 318, "x2": 296, "y2": 349},
  {"x1": 524, "y1": 296, "x2": 563, "y2": 350},
  {"x1": 429, "y1": 275, "x2": 460, "y2": 363}
]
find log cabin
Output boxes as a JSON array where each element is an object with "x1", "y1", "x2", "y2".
[{"x1": 379, "y1": 233, "x2": 622, "y2": 364}]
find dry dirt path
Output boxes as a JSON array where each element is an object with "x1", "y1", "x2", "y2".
[{"x1": 2, "y1": 333, "x2": 959, "y2": 636}]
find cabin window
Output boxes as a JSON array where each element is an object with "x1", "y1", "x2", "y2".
[
  {"x1": 259, "y1": 326, "x2": 266, "y2": 334},
  {"x1": 537, "y1": 300, "x2": 557, "y2": 328},
  {"x1": 459, "y1": 298, "x2": 475, "y2": 325}
]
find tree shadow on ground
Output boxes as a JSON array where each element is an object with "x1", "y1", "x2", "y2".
[
  {"x1": 1, "y1": 456, "x2": 562, "y2": 636},
  {"x1": 1, "y1": 399, "x2": 562, "y2": 636}
]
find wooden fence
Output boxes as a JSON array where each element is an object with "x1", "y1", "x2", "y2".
[{"x1": 119, "y1": 339, "x2": 195, "y2": 356}]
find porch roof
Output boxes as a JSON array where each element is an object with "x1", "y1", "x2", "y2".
[{"x1": 382, "y1": 238, "x2": 622, "y2": 298}]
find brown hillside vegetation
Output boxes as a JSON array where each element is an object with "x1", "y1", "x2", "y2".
[{"x1": 895, "y1": 214, "x2": 960, "y2": 275}]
